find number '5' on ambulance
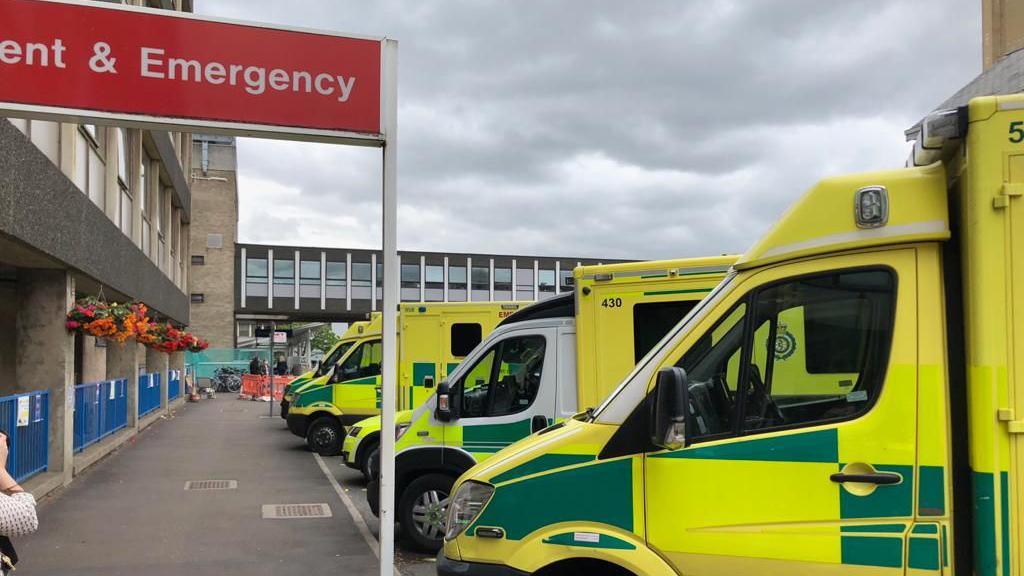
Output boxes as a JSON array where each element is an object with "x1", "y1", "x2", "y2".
[{"x1": 441, "y1": 96, "x2": 1024, "y2": 576}]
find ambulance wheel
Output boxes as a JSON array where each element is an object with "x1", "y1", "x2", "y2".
[
  {"x1": 398, "y1": 473, "x2": 453, "y2": 552},
  {"x1": 361, "y1": 441, "x2": 380, "y2": 482},
  {"x1": 306, "y1": 417, "x2": 344, "y2": 456}
]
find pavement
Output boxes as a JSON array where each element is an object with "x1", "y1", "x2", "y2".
[{"x1": 16, "y1": 396, "x2": 436, "y2": 576}]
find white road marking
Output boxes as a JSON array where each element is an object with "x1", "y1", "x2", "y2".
[{"x1": 313, "y1": 453, "x2": 401, "y2": 574}]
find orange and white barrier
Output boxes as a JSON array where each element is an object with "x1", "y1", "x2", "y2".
[{"x1": 239, "y1": 375, "x2": 293, "y2": 401}]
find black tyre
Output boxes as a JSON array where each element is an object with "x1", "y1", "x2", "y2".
[
  {"x1": 360, "y1": 439, "x2": 380, "y2": 482},
  {"x1": 398, "y1": 473, "x2": 454, "y2": 552},
  {"x1": 306, "y1": 416, "x2": 344, "y2": 456}
]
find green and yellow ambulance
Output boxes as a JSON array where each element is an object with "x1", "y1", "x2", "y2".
[
  {"x1": 359, "y1": 257, "x2": 734, "y2": 551},
  {"x1": 279, "y1": 319, "x2": 370, "y2": 419},
  {"x1": 287, "y1": 302, "x2": 521, "y2": 456},
  {"x1": 440, "y1": 95, "x2": 1024, "y2": 576}
]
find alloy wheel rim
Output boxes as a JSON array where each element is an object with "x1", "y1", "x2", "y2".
[{"x1": 410, "y1": 489, "x2": 450, "y2": 540}]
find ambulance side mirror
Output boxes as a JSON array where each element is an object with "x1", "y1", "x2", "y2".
[
  {"x1": 650, "y1": 367, "x2": 688, "y2": 451},
  {"x1": 435, "y1": 380, "x2": 454, "y2": 422}
]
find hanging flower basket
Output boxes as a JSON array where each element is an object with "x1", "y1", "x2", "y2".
[{"x1": 66, "y1": 296, "x2": 208, "y2": 353}]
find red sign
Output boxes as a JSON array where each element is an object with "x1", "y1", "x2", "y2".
[{"x1": 0, "y1": 0, "x2": 382, "y2": 137}]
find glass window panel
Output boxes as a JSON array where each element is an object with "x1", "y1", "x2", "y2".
[
  {"x1": 352, "y1": 262, "x2": 371, "y2": 287},
  {"x1": 119, "y1": 191, "x2": 132, "y2": 236},
  {"x1": 471, "y1": 267, "x2": 489, "y2": 290},
  {"x1": 449, "y1": 266, "x2": 467, "y2": 287},
  {"x1": 300, "y1": 260, "x2": 321, "y2": 285},
  {"x1": 401, "y1": 263, "x2": 420, "y2": 287},
  {"x1": 539, "y1": 270, "x2": 556, "y2": 292},
  {"x1": 425, "y1": 265, "x2": 444, "y2": 284},
  {"x1": 247, "y1": 258, "x2": 268, "y2": 279},
  {"x1": 273, "y1": 259, "x2": 294, "y2": 284},
  {"x1": 117, "y1": 128, "x2": 129, "y2": 186}
]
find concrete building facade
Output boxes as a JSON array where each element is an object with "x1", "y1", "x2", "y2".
[
  {"x1": 188, "y1": 135, "x2": 239, "y2": 349},
  {"x1": 0, "y1": 0, "x2": 195, "y2": 497}
]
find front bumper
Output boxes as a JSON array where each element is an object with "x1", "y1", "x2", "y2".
[
  {"x1": 437, "y1": 550, "x2": 529, "y2": 576},
  {"x1": 286, "y1": 413, "x2": 309, "y2": 438}
]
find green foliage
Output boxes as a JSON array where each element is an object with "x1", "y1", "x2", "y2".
[{"x1": 311, "y1": 324, "x2": 340, "y2": 354}]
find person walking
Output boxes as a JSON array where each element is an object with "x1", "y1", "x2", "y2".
[
  {"x1": 248, "y1": 354, "x2": 262, "y2": 375},
  {"x1": 0, "y1": 432, "x2": 39, "y2": 574}
]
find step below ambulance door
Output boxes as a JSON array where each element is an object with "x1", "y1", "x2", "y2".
[
  {"x1": 445, "y1": 327, "x2": 558, "y2": 460},
  {"x1": 644, "y1": 249, "x2": 918, "y2": 576}
]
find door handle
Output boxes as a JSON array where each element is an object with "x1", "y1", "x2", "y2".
[{"x1": 830, "y1": 472, "x2": 902, "y2": 485}]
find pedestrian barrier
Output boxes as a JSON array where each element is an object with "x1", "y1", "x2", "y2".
[
  {"x1": 73, "y1": 379, "x2": 128, "y2": 454},
  {"x1": 168, "y1": 370, "x2": 182, "y2": 401},
  {"x1": 138, "y1": 373, "x2": 162, "y2": 418},
  {"x1": 0, "y1": 391, "x2": 49, "y2": 482},
  {"x1": 239, "y1": 375, "x2": 293, "y2": 401}
]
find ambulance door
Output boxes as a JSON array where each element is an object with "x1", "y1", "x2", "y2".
[{"x1": 645, "y1": 250, "x2": 918, "y2": 576}]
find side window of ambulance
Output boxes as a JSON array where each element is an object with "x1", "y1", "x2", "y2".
[
  {"x1": 633, "y1": 301, "x2": 699, "y2": 363},
  {"x1": 457, "y1": 335, "x2": 547, "y2": 418},
  {"x1": 460, "y1": 348, "x2": 496, "y2": 418},
  {"x1": 677, "y1": 303, "x2": 746, "y2": 439},
  {"x1": 339, "y1": 340, "x2": 382, "y2": 380},
  {"x1": 742, "y1": 269, "x2": 895, "y2": 431},
  {"x1": 451, "y1": 323, "x2": 483, "y2": 357},
  {"x1": 488, "y1": 336, "x2": 546, "y2": 416}
]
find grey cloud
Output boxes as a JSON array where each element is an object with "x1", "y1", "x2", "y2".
[{"x1": 199, "y1": 0, "x2": 980, "y2": 260}]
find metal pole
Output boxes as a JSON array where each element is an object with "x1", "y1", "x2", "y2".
[
  {"x1": 269, "y1": 320, "x2": 275, "y2": 417},
  {"x1": 379, "y1": 37, "x2": 399, "y2": 576}
]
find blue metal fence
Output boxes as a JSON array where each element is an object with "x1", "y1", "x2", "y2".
[
  {"x1": 138, "y1": 373, "x2": 161, "y2": 418},
  {"x1": 73, "y1": 379, "x2": 128, "y2": 454},
  {"x1": 0, "y1": 391, "x2": 49, "y2": 482},
  {"x1": 168, "y1": 370, "x2": 181, "y2": 401}
]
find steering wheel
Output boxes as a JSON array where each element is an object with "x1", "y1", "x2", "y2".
[{"x1": 747, "y1": 364, "x2": 785, "y2": 426}]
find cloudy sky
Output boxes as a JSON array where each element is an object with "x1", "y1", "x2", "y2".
[{"x1": 197, "y1": 1, "x2": 981, "y2": 261}]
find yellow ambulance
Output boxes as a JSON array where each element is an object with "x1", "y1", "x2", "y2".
[
  {"x1": 440, "y1": 96, "x2": 1024, "y2": 576},
  {"x1": 359, "y1": 257, "x2": 734, "y2": 551},
  {"x1": 287, "y1": 302, "x2": 521, "y2": 455},
  {"x1": 279, "y1": 319, "x2": 370, "y2": 419}
]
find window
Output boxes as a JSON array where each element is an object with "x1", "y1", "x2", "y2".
[
  {"x1": 326, "y1": 261, "x2": 347, "y2": 299},
  {"x1": 539, "y1": 269, "x2": 556, "y2": 293},
  {"x1": 471, "y1": 266, "x2": 489, "y2": 290},
  {"x1": 246, "y1": 257, "x2": 268, "y2": 297},
  {"x1": 273, "y1": 259, "x2": 294, "y2": 298},
  {"x1": 273, "y1": 260, "x2": 294, "y2": 284},
  {"x1": 677, "y1": 268, "x2": 896, "y2": 441},
  {"x1": 119, "y1": 189, "x2": 133, "y2": 236},
  {"x1": 300, "y1": 260, "x2": 321, "y2": 298},
  {"x1": 494, "y1": 267, "x2": 512, "y2": 290},
  {"x1": 425, "y1": 265, "x2": 444, "y2": 301},
  {"x1": 451, "y1": 323, "x2": 483, "y2": 357},
  {"x1": 337, "y1": 340, "x2": 382, "y2": 381},
  {"x1": 458, "y1": 335, "x2": 546, "y2": 418},
  {"x1": 633, "y1": 300, "x2": 700, "y2": 363},
  {"x1": 401, "y1": 263, "x2": 421, "y2": 301},
  {"x1": 352, "y1": 261, "x2": 372, "y2": 299},
  {"x1": 449, "y1": 266, "x2": 467, "y2": 290},
  {"x1": 315, "y1": 341, "x2": 355, "y2": 376},
  {"x1": 300, "y1": 261, "x2": 321, "y2": 284},
  {"x1": 401, "y1": 264, "x2": 421, "y2": 288},
  {"x1": 190, "y1": 293, "x2": 205, "y2": 303},
  {"x1": 191, "y1": 255, "x2": 205, "y2": 265},
  {"x1": 516, "y1": 265, "x2": 534, "y2": 300},
  {"x1": 117, "y1": 128, "x2": 129, "y2": 188}
]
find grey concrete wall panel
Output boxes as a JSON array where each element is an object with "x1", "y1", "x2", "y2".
[{"x1": 0, "y1": 122, "x2": 189, "y2": 323}]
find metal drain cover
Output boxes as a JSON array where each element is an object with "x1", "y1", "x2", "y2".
[
  {"x1": 262, "y1": 503, "x2": 333, "y2": 519},
  {"x1": 185, "y1": 480, "x2": 238, "y2": 491}
]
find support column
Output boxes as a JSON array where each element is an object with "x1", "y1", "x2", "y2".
[
  {"x1": 15, "y1": 270, "x2": 75, "y2": 486},
  {"x1": 80, "y1": 335, "x2": 107, "y2": 384},
  {"x1": 107, "y1": 339, "x2": 140, "y2": 429},
  {"x1": 169, "y1": 351, "x2": 185, "y2": 403},
  {"x1": 146, "y1": 347, "x2": 169, "y2": 413}
]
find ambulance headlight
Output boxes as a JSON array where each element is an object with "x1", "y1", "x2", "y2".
[{"x1": 445, "y1": 481, "x2": 494, "y2": 540}]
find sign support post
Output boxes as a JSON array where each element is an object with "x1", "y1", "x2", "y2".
[{"x1": 379, "y1": 38, "x2": 399, "y2": 576}]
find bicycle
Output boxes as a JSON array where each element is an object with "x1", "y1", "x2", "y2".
[{"x1": 212, "y1": 367, "x2": 243, "y2": 393}]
